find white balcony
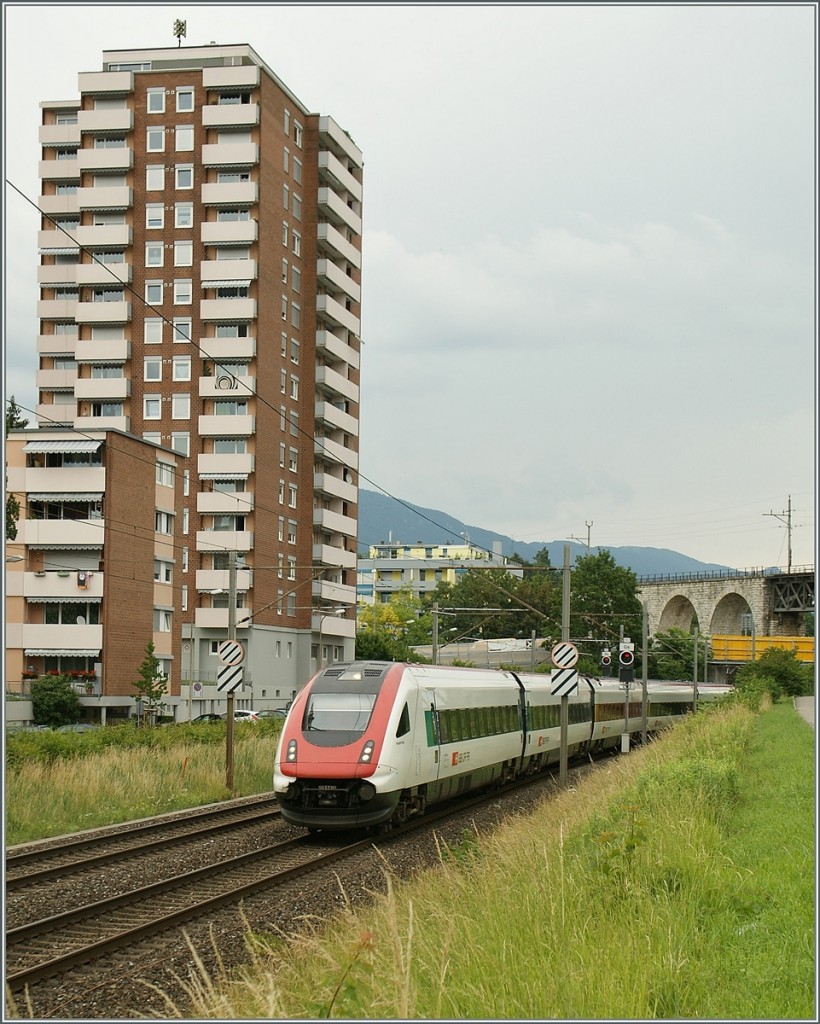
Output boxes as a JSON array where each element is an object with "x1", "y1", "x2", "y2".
[
  {"x1": 74, "y1": 338, "x2": 129, "y2": 362},
  {"x1": 37, "y1": 299, "x2": 77, "y2": 320},
  {"x1": 315, "y1": 401, "x2": 358, "y2": 436},
  {"x1": 196, "y1": 530, "x2": 253, "y2": 554},
  {"x1": 317, "y1": 258, "x2": 361, "y2": 303},
  {"x1": 313, "y1": 471, "x2": 357, "y2": 504},
  {"x1": 318, "y1": 149, "x2": 363, "y2": 201},
  {"x1": 39, "y1": 158, "x2": 80, "y2": 180},
  {"x1": 20, "y1": 623, "x2": 103, "y2": 651},
  {"x1": 74, "y1": 414, "x2": 129, "y2": 432},
  {"x1": 74, "y1": 224, "x2": 132, "y2": 248},
  {"x1": 195, "y1": 568, "x2": 253, "y2": 592},
  {"x1": 36, "y1": 368, "x2": 77, "y2": 391},
  {"x1": 40, "y1": 194, "x2": 80, "y2": 216},
  {"x1": 77, "y1": 185, "x2": 132, "y2": 210},
  {"x1": 14, "y1": 570, "x2": 104, "y2": 602},
  {"x1": 197, "y1": 336, "x2": 256, "y2": 360},
  {"x1": 199, "y1": 298, "x2": 256, "y2": 322},
  {"x1": 197, "y1": 452, "x2": 255, "y2": 477},
  {"x1": 312, "y1": 543, "x2": 357, "y2": 569},
  {"x1": 38, "y1": 264, "x2": 79, "y2": 286},
  {"x1": 39, "y1": 124, "x2": 81, "y2": 147},
  {"x1": 316, "y1": 330, "x2": 360, "y2": 370},
  {"x1": 198, "y1": 375, "x2": 256, "y2": 398},
  {"x1": 312, "y1": 580, "x2": 357, "y2": 606},
  {"x1": 19, "y1": 519, "x2": 105, "y2": 547},
  {"x1": 202, "y1": 104, "x2": 259, "y2": 129},
  {"x1": 78, "y1": 70, "x2": 133, "y2": 94},
  {"x1": 77, "y1": 108, "x2": 134, "y2": 134},
  {"x1": 23, "y1": 466, "x2": 106, "y2": 493},
  {"x1": 313, "y1": 507, "x2": 357, "y2": 537},
  {"x1": 38, "y1": 229, "x2": 80, "y2": 250},
  {"x1": 196, "y1": 491, "x2": 254, "y2": 515},
  {"x1": 317, "y1": 188, "x2": 362, "y2": 235},
  {"x1": 74, "y1": 377, "x2": 130, "y2": 400},
  {"x1": 75, "y1": 148, "x2": 134, "y2": 173},
  {"x1": 38, "y1": 334, "x2": 78, "y2": 356},
  {"x1": 311, "y1": 612, "x2": 356, "y2": 640},
  {"x1": 76, "y1": 262, "x2": 132, "y2": 286},
  {"x1": 198, "y1": 414, "x2": 255, "y2": 436},
  {"x1": 35, "y1": 403, "x2": 74, "y2": 426},
  {"x1": 201, "y1": 181, "x2": 258, "y2": 207},
  {"x1": 314, "y1": 436, "x2": 358, "y2": 471},
  {"x1": 200, "y1": 258, "x2": 257, "y2": 283},
  {"x1": 316, "y1": 294, "x2": 360, "y2": 334},
  {"x1": 201, "y1": 220, "x2": 258, "y2": 246},
  {"x1": 202, "y1": 65, "x2": 260, "y2": 90},
  {"x1": 318, "y1": 116, "x2": 364, "y2": 168},
  {"x1": 201, "y1": 142, "x2": 258, "y2": 167},
  {"x1": 75, "y1": 301, "x2": 131, "y2": 324},
  {"x1": 317, "y1": 222, "x2": 361, "y2": 268},
  {"x1": 194, "y1": 608, "x2": 251, "y2": 630},
  {"x1": 316, "y1": 364, "x2": 359, "y2": 404}
]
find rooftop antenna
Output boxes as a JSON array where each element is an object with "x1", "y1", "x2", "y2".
[{"x1": 173, "y1": 19, "x2": 187, "y2": 47}]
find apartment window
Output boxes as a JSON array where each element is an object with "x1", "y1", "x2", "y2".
[
  {"x1": 143, "y1": 431, "x2": 161, "y2": 446},
  {"x1": 175, "y1": 126, "x2": 194, "y2": 151},
  {"x1": 278, "y1": 516, "x2": 284, "y2": 542},
  {"x1": 278, "y1": 479, "x2": 285, "y2": 503},
  {"x1": 213, "y1": 437, "x2": 246, "y2": 454},
  {"x1": 92, "y1": 211, "x2": 124, "y2": 225},
  {"x1": 214, "y1": 361, "x2": 248, "y2": 377},
  {"x1": 146, "y1": 203, "x2": 164, "y2": 229},
  {"x1": 292, "y1": 194, "x2": 301, "y2": 221},
  {"x1": 145, "y1": 281, "x2": 163, "y2": 305},
  {"x1": 173, "y1": 318, "x2": 192, "y2": 343},
  {"x1": 291, "y1": 302, "x2": 300, "y2": 328},
  {"x1": 183, "y1": 469, "x2": 190, "y2": 496},
  {"x1": 154, "y1": 559, "x2": 173, "y2": 584},
  {"x1": 144, "y1": 394, "x2": 161, "y2": 419},
  {"x1": 219, "y1": 92, "x2": 251, "y2": 105},
  {"x1": 288, "y1": 484, "x2": 297, "y2": 509},
  {"x1": 172, "y1": 393, "x2": 190, "y2": 419},
  {"x1": 279, "y1": 442, "x2": 286, "y2": 468},
  {"x1": 144, "y1": 356, "x2": 162, "y2": 381},
  {"x1": 293, "y1": 121, "x2": 303, "y2": 148},
  {"x1": 289, "y1": 411, "x2": 299, "y2": 437},
  {"x1": 175, "y1": 202, "x2": 193, "y2": 227},
  {"x1": 92, "y1": 287, "x2": 124, "y2": 303},
  {"x1": 283, "y1": 183, "x2": 289, "y2": 210},
  {"x1": 283, "y1": 147, "x2": 289, "y2": 173},
  {"x1": 153, "y1": 608, "x2": 172, "y2": 632},
  {"x1": 91, "y1": 364, "x2": 122, "y2": 379},
  {"x1": 216, "y1": 208, "x2": 249, "y2": 221},
  {"x1": 289, "y1": 447, "x2": 298, "y2": 472},
  {"x1": 282, "y1": 221, "x2": 288, "y2": 246},
  {"x1": 96, "y1": 250, "x2": 124, "y2": 264},
  {"x1": 216, "y1": 245, "x2": 250, "y2": 261},
  {"x1": 56, "y1": 111, "x2": 78, "y2": 125},
  {"x1": 146, "y1": 127, "x2": 165, "y2": 152},
  {"x1": 56, "y1": 182, "x2": 78, "y2": 195},
  {"x1": 217, "y1": 170, "x2": 250, "y2": 182},
  {"x1": 155, "y1": 510, "x2": 173, "y2": 534},
  {"x1": 287, "y1": 520, "x2": 297, "y2": 544},
  {"x1": 291, "y1": 266, "x2": 300, "y2": 293},
  {"x1": 171, "y1": 432, "x2": 190, "y2": 456},
  {"x1": 146, "y1": 87, "x2": 165, "y2": 113},
  {"x1": 281, "y1": 295, "x2": 287, "y2": 321},
  {"x1": 156, "y1": 461, "x2": 175, "y2": 487},
  {"x1": 284, "y1": 109, "x2": 290, "y2": 134},
  {"x1": 145, "y1": 242, "x2": 164, "y2": 267},
  {"x1": 176, "y1": 87, "x2": 195, "y2": 112},
  {"x1": 290, "y1": 375, "x2": 299, "y2": 400},
  {"x1": 293, "y1": 157, "x2": 302, "y2": 184},
  {"x1": 292, "y1": 231, "x2": 301, "y2": 257},
  {"x1": 214, "y1": 399, "x2": 247, "y2": 415},
  {"x1": 175, "y1": 164, "x2": 193, "y2": 189},
  {"x1": 94, "y1": 136, "x2": 125, "y2": 149},
  {"x1": 173, "y1": 356, "x2": 191, "y2": 381},
  {"x1": 182, "y1": 547, "x2": 189, "y2": 572},
  {"x1": 56, "y1": 148, "x2": 77, "y2": 160},
  {"x1": 282, "y1": 258, "x2": 288, "y2": 285},
  {"x1": 144, "y1": 318, "x2": 163, "y2": 344},
  {"x1": 214, "y1": 285, "x2": 248, "y2": 299},
  {"x1": 146, "y1": 165, "x2": 165, "y2": 191},
  {"x1": 174, "y1": 279, "x2": 192, "y2": 304},
  {"x1": 290, "y1": 338, "x2": 299, "y2": 364},
  {"x1": 174, "y1": 240, "x2": 193, "y2": 266},
  {"x1": 216, "y1": 323, "x2": 248, "y2": 338},
  {"x1": 181, "y1": 585, "x2": 188, "y2": 612},
  {"x1": 280, "y1": 369, "x2": 287, "y2": 394}
]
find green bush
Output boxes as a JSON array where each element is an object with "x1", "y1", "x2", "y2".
[
  {"x1": 30, "y1": 675, "x2": 81, "y2": 729},
  {"x1": 735, "y1": 647, "x2": 812, "y2": 702}
]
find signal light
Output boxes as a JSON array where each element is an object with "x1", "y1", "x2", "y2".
[
  {"x1": 601, "y1": 650, "x2": 612, "y2": 667},
  {"x1": 619, "y1": 649, "x2": 634, "y2": 667}
]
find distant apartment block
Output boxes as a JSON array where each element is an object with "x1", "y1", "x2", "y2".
[{"x1": 32, "y1": 43, "x2": 362, "y2": 704}]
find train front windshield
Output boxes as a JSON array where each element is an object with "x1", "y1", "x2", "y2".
[{"x1": 305, "y1": 692, "x2": 376, "y2": 734}]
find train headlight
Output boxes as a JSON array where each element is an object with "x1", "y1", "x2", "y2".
[
  {"x1": 286, "y1": 739, "x2": 297, "y2": 762},
  {"x1": 359, "y1": 740, "x2": 375, "y2": 764}
]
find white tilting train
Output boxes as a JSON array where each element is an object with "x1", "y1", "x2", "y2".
[{"x1": 273, "y1": 661, "x2": 730, "y2": 831}]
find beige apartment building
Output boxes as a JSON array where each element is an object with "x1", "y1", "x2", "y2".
[{"x1": 31, "y1": 43, "x2": 361, "y2": 711}]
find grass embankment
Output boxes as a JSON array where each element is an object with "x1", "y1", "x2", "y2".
[
  {"x1": 166, "y1": 701, "x2": 814, "y2": 1020},
  {"x1": 5, "y1": 722, "x2": 280, "y2": 845}
]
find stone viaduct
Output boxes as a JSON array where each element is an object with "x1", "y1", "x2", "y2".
[{"x1": 637, "y1": 567, "x2": 814, "y2": 638}]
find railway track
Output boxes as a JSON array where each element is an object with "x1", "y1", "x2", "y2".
[{"x1": 6, "y1": 794, "x2": 281, "y2": 889}]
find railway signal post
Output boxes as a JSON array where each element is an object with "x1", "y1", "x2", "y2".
[{"x1": 619, "y1": 638, "x2": 635, "y2": 752}]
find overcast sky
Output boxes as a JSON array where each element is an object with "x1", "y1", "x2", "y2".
[{"x1": 3, "y1": 2, "x2": 816, "y2": 570}]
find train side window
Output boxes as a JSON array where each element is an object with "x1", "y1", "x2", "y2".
[{"x1": 396, "y1": 702, "x2": 410, "y2": 738}]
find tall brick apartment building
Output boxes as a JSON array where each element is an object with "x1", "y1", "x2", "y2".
[{"x1": 31, "y1": 43, "x2": 362, "y2": 711}]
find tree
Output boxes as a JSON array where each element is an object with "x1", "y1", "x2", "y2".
[
  {"x1": 5, "y1": 396, "x2": 29, "y2": 431},
  {"x1": 735, "y1": 647, "x2": 812, "y2": 702},
  {"x1": 132, "y1": 640, "x2": 168, "y2": 722},
  {"x1": 31, "y1": 674, "x2": 82, "y2": 728},
  {"x1": 570, "y1": 550, "x2": 643, "y2": 665},
  {"x1": 648, "y1": 628, "x2": 710, "y2": 680}
]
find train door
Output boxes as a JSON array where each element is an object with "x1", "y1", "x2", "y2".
[{"x1": 416, "y1": 687, "x2": 441, "y2": 784}]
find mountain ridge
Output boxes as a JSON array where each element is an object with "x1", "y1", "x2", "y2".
[{"x1": 357, "y1": 488, "x2": 734, "y2": 578}]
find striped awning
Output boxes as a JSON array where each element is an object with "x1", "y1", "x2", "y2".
[
  {"x1": 199, "y1": 472, "x2": 249, "y2": 480},
  {"x1": 26, "y1": 596, "x2": 102, "y2": 603},
  {"x1": 28, "y1": 492, "x2": 103, "y2": 501},
  {"x1": 22, "y1": 439, "x2": 102, "y2": 454},
  {"x1": 28, "y1": 544, "x2": 102, "y2": 551},
  {"x1": 25, "y1": 649, "x2": 101, "y2": 656},
  {"x1": 203, "y1": 280, "x2": 252, "y2": 289},
  {"x1": 38, "y1": 246, "x2": 80, "y2": 255}
]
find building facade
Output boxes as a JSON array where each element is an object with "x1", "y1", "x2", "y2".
[
  {"x1": 5, "y1": 428, "x2": 184, "y2": 722},
  {"x1": 33, "y1": 44, "x2": 362, "y2": 707}
]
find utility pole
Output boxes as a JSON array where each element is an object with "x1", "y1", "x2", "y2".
[
  {"x1": 432, "y1": 601, "x2": 439, "y2": 665},
  {"x1": 225, "y1": 553, "x2": 237, "y2": 793},
  {"x1": 559, "y1": 544, "x2": 571, "y2": 788},
  {"x1": 641, "y1": 601, "x2": 648, "y2": 745},
  {"x1": 763, "y1": 495, "x2": 793, "y2": 572},
  {"x1": 585, "y1": 520, "x2": 593, "y2": 552}
]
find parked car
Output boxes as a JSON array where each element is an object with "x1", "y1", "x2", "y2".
[
  {"x1": 191, "y1": 713, "x2": 224, "y2": 723},
  {"x1": 258, "y1": 708, "x2": 288, "y2": 719},
  {"x1": 223, "y1": 709, "x2": 260, "y2": 723},
  {"x1": 55, "y1": 723, "x2": 100, "y2": 732}
]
